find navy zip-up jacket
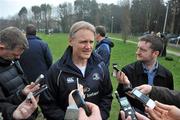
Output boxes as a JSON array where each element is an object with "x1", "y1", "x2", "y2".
[
  {"x1": 40, "y1": 46, "x2": 113, "y2": 120},
  {"x1": 19, "y1": 35, "x2": 52, "y2": 82},
  {"x1": 95, "y1": 37, "x2": 114, "y2": 66}
]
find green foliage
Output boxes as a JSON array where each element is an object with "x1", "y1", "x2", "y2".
[
  {"x1": 31, "y1": 6, "x2": 41, "y2": 20},
  {"x1": 18, "y1": 7, "x2": 27, "y2": 17},
  {"x1": 37, "y1": 33, "x2": 180, "y2": 120}
]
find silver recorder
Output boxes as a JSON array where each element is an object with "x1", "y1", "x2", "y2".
[{"x1": 131, "y1": 88, "x2": 156, "y2": 109}]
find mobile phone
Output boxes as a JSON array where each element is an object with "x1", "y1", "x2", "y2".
[
  {"x1": 115, "y1": 91, "x2": 137, "y2": 120},
  {"x1": 112, "y1": 63, "x2": 120, "y2": 72},
  {"x1": 33, "y1": 84, "x2": 48, "y2": 97},
  {"x1": 112, "y1": 63, "x2": 120, "y2": 77},
  {"x1": 72, "y1": 90, "x2": 91, "y2": 116},
  {"x1": 131, "y1": 88, "x2": 156, "y2": 109},
  {"x1": 34, "y1": 74, "x2": 44, "y2": 85}
]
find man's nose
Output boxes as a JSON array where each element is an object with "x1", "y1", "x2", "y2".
[
  {"x1": 85, "y1": 42, "x2": 93, "y2": 49},
  {"x1": 136, "y1": 49, "x2": 140, "y2": 54}
]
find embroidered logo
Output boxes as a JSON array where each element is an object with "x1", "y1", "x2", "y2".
[
  {"x1": 86, "y1": 91, "x2": 99, "y2": 97},
  {"x1": 92, "y1": 73, "x2": 100, "y2": 80},
  {"x1": 66, "y1": 77, "x2": 75, "y2": 83}
]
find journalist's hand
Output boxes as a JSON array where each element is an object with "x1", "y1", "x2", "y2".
[
  {"x1": 136, "y1": 84, "x2": 152, "y2": 95},
  {"x1": 146, "y1": 101, "x2": 180, "y2": 120},
  {"x1": 68, "y1": 84, "x2": 84, "y2": 106},
  {"x1": 13, "y1": 92, "x2": 38, "y2": 119},
  {"x1": 22, "y1": 82, "x2": 40, "y2": 96},
  {"x1": 78, "y1": 102, "x2": 102, "y2": 120},
  {"x1": 116, "y1": 71, "x2": 130, "y2": 85}
]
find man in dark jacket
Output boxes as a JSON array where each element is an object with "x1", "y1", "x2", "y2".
[
  {"x1": 95, "y1": 25, "x2": 114, "y2": 67},
  {"x1": 19, "y1": 24, "x2": 53, "y2": 82},
  {"x1": 0, "y1": 27, "x2": 40, "y2": 120},
  {"x1": 116, "y1": 34, "x2": 173, "y2": 115},
  {"x1": 40, "y1": 21, "x2": 113, "y2": 120}
]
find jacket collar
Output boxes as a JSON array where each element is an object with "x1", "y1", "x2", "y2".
[
  {"x1": 26, "y1": 35, "x2": 41, "y2": 40},
  {"x1": 0, "y1": 57, "x2": 12, "y2": 66},
  {"x1": 58, "y1": 46, "x2": 102, "y2": 77},
  {"x1": 95, "y1": 37, "x2": 114, "y2": 49},
  {"x1": 136, "y1": 61, "x2": 166, "y2": 78}
]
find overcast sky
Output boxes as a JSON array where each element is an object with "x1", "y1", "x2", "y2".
[{"x1": 0, "y1": 0, "x2": 118, "y2": 18}]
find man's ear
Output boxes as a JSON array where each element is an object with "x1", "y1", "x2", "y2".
[
  {"x1": 153, "y1": 51, "x2": 160, "y2": 57},
  {"x1": 68, "y1": 38, "x2": 73, "y2": 47}
]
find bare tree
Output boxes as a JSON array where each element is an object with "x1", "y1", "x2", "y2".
[
  {"x1": 41, "y1": 4, "x2": 52, "y2": 34},
  {"x1": 169, "y1": 0, "x2": 180, "y2": 33},
  {"x1": 57, "y1": 2, "x2": 73, "y2": 33},
  {"x1": 18, "y1": 6, "x2": 28, "y2": 29},
  {"x1": 31, "y1": 6, "x2": 41, "y2": 30},
  {"x1": 119, "y1": 0, "x2": 131, "y2": 43}
]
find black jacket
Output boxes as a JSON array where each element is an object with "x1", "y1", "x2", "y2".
[
  {"x1": 40, "y1": 46, "x2": 113, "y2": 120},
  {"x1": 95, "y1": 37, "x2": 114, "y2": 66},
  {"x1": 19, "y1": 35, "x2": 52, "y2": 82},
  {"x1": 0, "y1": 58, "x2": 37, "y2": 120},
  {"x1": 117, "y1": 61, "x2": 173, "y2": 114},
  {"x1": 150, "y1": 86, "x2": 180, "y2": 108}
]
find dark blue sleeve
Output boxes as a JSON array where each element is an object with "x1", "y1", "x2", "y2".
[
  {"x1": 96, "y1": 44, "x2": 110, "y2": 65},
  {"x1": 43, "y1": 42, "x2": 53, "y2": 68}
]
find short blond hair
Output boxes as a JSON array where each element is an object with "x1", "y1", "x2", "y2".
[{"x1": 69, "y1": 21, "x2": 95, "y2": 38}]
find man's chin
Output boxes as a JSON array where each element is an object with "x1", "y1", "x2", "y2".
[
  {"x1": 84, "y1": 56, "x2": 91, "y2": 59},
  {"x1": 137, "y1": 57, "x2": 143, "y2": 61},
  {"x1": 136, "y1": 57, "x2": 141, "y2": 60},
  {"x1": 83, "y1": 55, "x2": 91, "y2": 59}
]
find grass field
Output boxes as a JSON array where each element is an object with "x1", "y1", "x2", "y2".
[{"x1": 38, "y1": 33, "x2": 180, "y2": 120}]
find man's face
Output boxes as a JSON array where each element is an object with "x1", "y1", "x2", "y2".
[
  {"x1": 0, "y1": 45, "x2": 24, "y2": 61},
  {"x1": 136, "y1": 41, "x2": 156, "y2": 62},
  {"x1": 69, "y1": 29, "x2": 94, "y2": 61}
]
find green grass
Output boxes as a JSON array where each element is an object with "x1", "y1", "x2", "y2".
[
  {"x1": 167, "y1": 45, "x2": 180, "y2": 53},
  {"x1": 37, "y1": 33, "x2": 180, "y2": 120},
  {"x1": 38, "y1": 33, "x2": 68, "y2": 60},
  {"x1": 109, "y1": 33, "x2": 180, "y2": 53}
]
